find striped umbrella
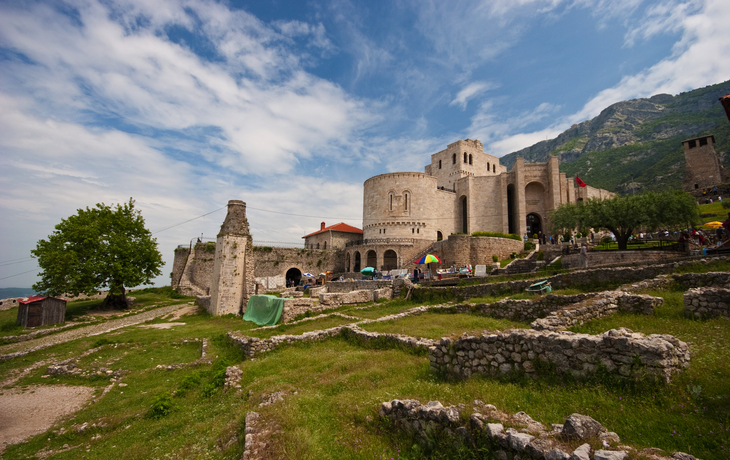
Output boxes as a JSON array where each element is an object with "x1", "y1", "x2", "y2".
[{"x1": 414, "y1": 254, "x2": 441, "y2": 264}]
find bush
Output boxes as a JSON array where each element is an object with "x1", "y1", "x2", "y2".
[
  {"x1": 537, "y1": 251, "x2": 544, "y2": 261},
  {"x1": 147, "y1": 394, "x2": 176, "y2": 419},
  {"x1": 532, "y1": 233, "x2": 538, "y2": 239},
  {"x1": 492, "y1": 255, "x2": 498, "y2": 263},
  {"x1": 510, "y1": 252, "x2": 517, "y2": 259},
  {"x1": 524, "y1": 242, "x2": 535, "y2": 251},
  {"x1": 471, "y1": 231, "x2": 522, "y2": 241},
  {"x1": 723, "y1": 200, "x2": 730, "y2": 209}
]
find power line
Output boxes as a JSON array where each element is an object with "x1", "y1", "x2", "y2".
[
  {"x1": 0, "y1": 268, "x2": 41, "y2": 281},
  {"x1": 0, "y1": 256, "x2": 34, "y2": 265},
  {"x1": 151, "y1": 206, "x2": 227, "y2": 234},
  {"x1": 246, "y1": 205, "x2": 360, "y2": 220},
  {"x1": 0, "y1": 258, "x2": 35, "y2": 268}
]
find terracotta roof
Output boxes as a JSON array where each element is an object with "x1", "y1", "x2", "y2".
[{"x1": 302, "y1": 222, "x2": 363, "y2": 238}]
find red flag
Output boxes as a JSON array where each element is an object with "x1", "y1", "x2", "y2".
[{"x1": 576, "y1": 177, "x2": 587, "y2": 187}]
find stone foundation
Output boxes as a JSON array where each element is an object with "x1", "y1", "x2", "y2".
[
  {"x1": 319, "y1": 287, "x2": 392, "y2": 306},
  {"x1": 429, "y1": 327, "x2": 689, "y2": 382},
  {"x1": 684, "y1": 287, "x2": 730, "y2": 319}
]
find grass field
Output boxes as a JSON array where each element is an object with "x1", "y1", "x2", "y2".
[{"x1": 2, "y1": 264, "x2": 730, "y2": 459}]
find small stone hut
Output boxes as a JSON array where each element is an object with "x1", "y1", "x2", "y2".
[{"x1": 16, "y1": 296, "x2": 66, "y2": 328}]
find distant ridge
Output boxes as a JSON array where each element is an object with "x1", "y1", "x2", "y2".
[
  {"x1": 0, "y1": 287, "x2": 38, "y2": 299},
  {"x1": 499, "y1": 80, "x2": 730, "y2": 194}
]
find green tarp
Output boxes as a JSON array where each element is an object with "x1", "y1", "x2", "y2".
[{"x1": 243, "y1": 295, "x2": 284, "y2": 326}]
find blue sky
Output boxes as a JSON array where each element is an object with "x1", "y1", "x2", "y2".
[{"x1": 1, "y1": 0, "x2": 729, "y2": 289}]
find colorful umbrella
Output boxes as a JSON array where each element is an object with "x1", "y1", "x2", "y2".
[
  {"x1": 302, "y1": 272, "x2": 315, "y2": 278},
  {"x1": 703, "y1": 221, "x2": 723, "y2": 228},
  {"x1": 360, "y1": 267, "x2": 375, "y2": 276},
  {"x1": 414, "y1": 254, "x2": 441, "y2": 264}
]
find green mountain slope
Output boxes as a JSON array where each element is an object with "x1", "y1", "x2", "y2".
[{"x1": 500, "y1": 80, "x2": 730, "y2": 193}]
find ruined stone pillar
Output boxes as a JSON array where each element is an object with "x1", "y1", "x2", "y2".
[{"x1": 209, "y1": 200, "x2": 251, "y2": 316}]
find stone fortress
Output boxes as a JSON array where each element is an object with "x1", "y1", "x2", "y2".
[
  {"x1": 173, "y1": 139, "x2": 612, "y2": 316},
  {"x1": 346, "y1": 139, "x2": 612, "y2": 273}
]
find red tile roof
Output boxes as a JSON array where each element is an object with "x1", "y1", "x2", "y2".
[{"x1": 303, "y1": 222, "x2": 363, "y2": 238}]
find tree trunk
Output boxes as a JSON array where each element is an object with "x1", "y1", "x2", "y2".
[{"x1": 101, "y1": 285, "x2": 128, "y2": 309}]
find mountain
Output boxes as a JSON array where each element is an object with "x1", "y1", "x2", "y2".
[{"x1": 500, "y1": 80, "x2": 730, "y2": 194}]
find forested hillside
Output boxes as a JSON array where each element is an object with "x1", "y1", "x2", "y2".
[{"x1": 500, "y1": 80, "x2": 730, "y2": 193}]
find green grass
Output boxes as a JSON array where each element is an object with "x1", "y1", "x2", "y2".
[
  {"x1": 3, "y1": 282, "x2": 730, "y2": 459},
  {"x1": 359, "y1": 312, "x2": 527, "y2": 340}
]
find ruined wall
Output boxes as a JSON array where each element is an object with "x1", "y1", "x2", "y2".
[
  {"x1": 171, "y1": 247, "x2": 189, "y2": 289},
  {"x1": 209, "y1": 200, "x2": 251, "y2": 316},
  {"x1": 432, "y1": 235, "x2": 523, "y2": 268},
  {"x1": 429, "y1": 328, "x2": 690, "y2": 382},
  {"x1": 684, "y1": 287, "x2": 730, "y2": 319},
  {"x1": 252, "y1": 247, "x2": 340, "y2": 278},
  {"x1": 561, "y1": 250, "x2": 685, "y2": 269}
]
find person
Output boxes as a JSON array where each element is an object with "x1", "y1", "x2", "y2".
[
  {"x1": 723, "y1": 212, "x2": 730, "y2": 235},
  {"x1": 413, "y1": 267, "x2": 419, "y2": 283},
  {"x1": 579, "y1": 243, "x2": 588, "y2": 269},
  {"x1": 339, "y1": 275, "x2": 344, "y2": 281}
]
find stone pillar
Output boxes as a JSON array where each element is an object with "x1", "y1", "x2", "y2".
[
  {"x1": 209, "y1": 200, "x2": 251, "y2": 316},
  {"x1": 547, "y1": 156, "x2": 562, "y2": 210},
  {"x1": 514, "y1": 158, "x2": 527, "y2": 238}
]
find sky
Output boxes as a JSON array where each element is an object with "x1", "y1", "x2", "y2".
[{"x1": 1, "y1": 0, "x2": 730, "y2": 290}]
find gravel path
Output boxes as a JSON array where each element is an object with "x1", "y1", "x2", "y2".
[{"x1": 0, "y1": 304, "x2": 189, "y2": 358}]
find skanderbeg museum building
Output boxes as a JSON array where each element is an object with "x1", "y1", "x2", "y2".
[{"x1": 344, "y1": 139, "x2": 612, "y2": 273}]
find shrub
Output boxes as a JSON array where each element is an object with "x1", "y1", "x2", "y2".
[
  {"x1": 510, "y1": 252, "x2": 517, "y2": 259},
  {"x1": 471, "y1": 231, "x2": 522, "y2": 241},
  {"x1": 524, "y1": 242, "x2": 535, "y2": 251},
  {"x1": 723, "y1": 200, "x2": 730, "y2": 209},
  {"x1": 537, "y1": 251, "x2": 544, "y2": 261},
  {"x1": 147, "y1": 394, "x2": 176, "y2": 419},
  {"x1": 532, "y1": 233, "x2": 538, "y2": 239},
  {"x1": 491, "y1": 255, "x2": 498, "y2": 263}
]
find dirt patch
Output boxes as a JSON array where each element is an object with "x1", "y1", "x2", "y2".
[
  {"x1": 138, "y1": 322, "x2": 187, "y2": 329},
  {"x1": 0, "y1": 385, "x2": 94, "y2": 448},
  {"x1": 164, "y1": 305, "x2": 199, "y2": 321}
]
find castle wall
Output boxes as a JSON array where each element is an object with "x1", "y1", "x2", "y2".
[
  {"x1": 171, "y1": 247, "x2": 190, "y2": 289},
  {"x1": 432, "y1": 235, "x2": 523, "y2": 268},
  {"x1": 304, "y1": 231, "x2": 361, "y2": 250}
]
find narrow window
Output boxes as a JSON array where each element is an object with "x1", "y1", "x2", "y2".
[
  {"x1": 389, "y1": 194, "x2": 393, "y2": 211},
  {"x1": 439, "y1": 160, "x2": 442, "y2": 169},
  {"x1": 412, "y1": 228, "x2": 415, "y2": 233},
  {"x1": 323, "y1": 241, "x2": 327, "y2": 249},
  {"x1": 469, "y1": 154, "x2": 473, "y2": 165},
  {"x1": 487, "y1": 161, "x2": 490, "y2": 171},
  {"x1": 404, "y1": 193, "x2": 408, "y2": 211},
  {"x1": 452, "y1": 153, "x2": 456, "y2": 164},
  {"x1": 493, "y1": 164, "x2": 496, "y2": 172},
  {"x1": 383, "y1": 228, "x2": 385, "y2": 234},
  {"x1": 463, "y1": 152, "x2": 467, "y2": 163},
  {"x1": 700, "y1": 137, "x2": 708, "y2": 146},
  {"x1": 417, "y1": 228, "x2": 419, "y2": 234}
]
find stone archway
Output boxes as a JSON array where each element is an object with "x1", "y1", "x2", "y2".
[
  {"x1": 526, "y1": 213, "x2": 542, "y2": 237},
  {"x1": 383, "y1": 250, "x2": 398, "y2": 270},
  {"x1": 285, "y1": 267, "x2": 302, "y2": 287},
  {"x1": 354, "y1": 252, "x2": 361, "y2": 272},
  {"x1": 366, "y1": 250, "x2": 377, "y2": 269}
]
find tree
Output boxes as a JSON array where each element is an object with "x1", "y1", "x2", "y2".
[
  {"x1": 550, "y1": 190, "x2": 699, "y2": 250},
  {"x1": 32, "y1": 199, "x2": 164, "y2": 309}
]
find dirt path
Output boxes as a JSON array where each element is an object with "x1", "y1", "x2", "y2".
[{"x1": 0, "y1": 304, "x2": 189, "y2": 358}]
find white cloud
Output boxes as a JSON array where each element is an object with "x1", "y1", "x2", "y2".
[{"x1": 449, "y1": 81, "x2": 497, "y2": 109}]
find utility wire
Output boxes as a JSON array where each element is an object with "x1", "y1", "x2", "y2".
[
  {"x1": 0, "y1": 259, "x2": 35, "y2": 268},
  {"x1": 0, "y1": 256, "x2": 34, "y2": 265},
  {"x1": 151, "y1": 206, "x2": 227, "y2": 234},
  {"x1": 0, "y1": 268, "x2": 41, "y2": 281},
  {"x1": 246, "y1": 205, "x2": 360, "y2": 220}
]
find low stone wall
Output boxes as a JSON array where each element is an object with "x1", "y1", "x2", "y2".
[
  {"x1": 429, "y1": 327, "x2": 690, "y2": 382},
  {"x1": 319, "y1": 287, "x2": 392, "y2": 306},
  {"x1": 0, "y1": 297, "x2": 19, "y2": 311},
  {"x1": 227, "y1": 325, "x2": 434, "y2": 359},
  {"x1": 561, "y1": 250, "x2": 684, "y2": 270},
  {"x1": 325, "y1": 280, "x2": 393, "y2": 293},
  {"x1": 530, "y1": 293, "x2": 662, "y2": 332},
  {"x1": 684, "y1": 287, "x2": 730, "y2": 319},
  {"x1": 379, "y1": 399, "x2": 693, "y2": 460},
  {"x1": 414, "y1": 258, "x2": 729, "y2": 302},
  {"x1": 673, "y1": 271, "x2": 730, "y2": 289},
  {"x1": 457, "y1": 293, "x2": 595, "y2": 323},
  {"x1": 280, "y1": 297, "x2": 319, "y2": 323}
]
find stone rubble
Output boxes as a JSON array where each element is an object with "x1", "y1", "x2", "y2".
[
  {"x1": 379, "y1": 399, "x2": 700, "y2": 460},
  {"x1": 683, "y1": 287, "x2": 730, "y2": 319}
]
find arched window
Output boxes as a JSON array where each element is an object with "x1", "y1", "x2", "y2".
[
  {"x1": 469, "y1": 154, "x2": 472, "y2": 165},
  {"x1": 389, "y1": 192, "x2": 394, "y2": 211},
  {"x1": 404, "y1": 192, "x2": 408, "y2": 211},
  {"x1": 323, "y1": 241, "x2": 327, "y2": 249},
  {"x1": 487, "y1": 161, "x2": 490, "y2": 171},
  {"x1": 437, "y1": 231, "x2": 443, "y2": 241},
  {"x1": 463, "y1": 152, "x2": 467, "y2": 163},
  {"x1": 452, "y1": 153, "x2": 456, "y2": 164}
]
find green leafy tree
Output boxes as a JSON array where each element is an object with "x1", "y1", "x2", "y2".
[
  {"x1": 31, "y1": 199, "x2": 163, "y2": 309},
  {"x1": 550, "y1": 190, "x2": 698, "y2": 250}
]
